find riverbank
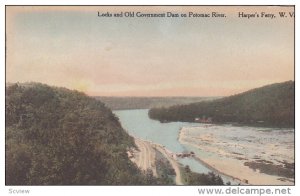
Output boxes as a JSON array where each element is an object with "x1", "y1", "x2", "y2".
[
  {"x1": 129, "y1": 137, "x2": 183, "y2": 185},
  {"x1": 152, "y1": 142, "x2": 183, "y2": 185},
  {"x1": 129, "y1": 137, "x2": 158, "y2": 177},
  {"x1": 178, "y1": 126, "x2": 294, "y2": 185}
]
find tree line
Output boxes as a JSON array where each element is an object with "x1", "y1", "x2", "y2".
[{"x1": 149, "y1": 81, "x2": 294, "y2": 128}]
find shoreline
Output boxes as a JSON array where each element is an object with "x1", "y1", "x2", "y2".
[
  {"x1": 152, "y1": 142, "x2": 184, "y2": 185},
  {"x1": 129, "y1": 136, "x2": 183, "y2": 185},
  {"x1": 192, "y1": 154, "x2": 245, "y2": 184},
  {"x1": 130, "y1": 137, "x2": 158, "y2": 177},
  {"x1": 131, "y1": 135, "x2": 244, "y2": 185},
  {"x1": 177, "y1": 128, "x2": 245, "y2": 184},
  {"x1": 178, "y1": 127, "x2": 294, "y2": 185}
]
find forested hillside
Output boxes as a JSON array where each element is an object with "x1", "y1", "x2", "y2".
[
  {"x1": 5, "y1": 83, "x2": 161, "y2": 185},
  {"x1": 149, "y1": 81, "x2": 294, "y2": 128}
]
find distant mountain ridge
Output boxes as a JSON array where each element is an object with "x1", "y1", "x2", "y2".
[
  {"x1": 148, "y1": 81, "x2": 295, "y2": 128},
  {"x1": 96, "y1": 96, "x2": 218, "y2": 110}
]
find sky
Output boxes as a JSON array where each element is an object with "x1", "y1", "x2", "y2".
[{"x1": 6, "y1": 6, "x2": 294, "y2": 97}]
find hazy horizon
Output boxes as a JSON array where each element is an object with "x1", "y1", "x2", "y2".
[{"x1": 6, "y1": 6, "x2": 294, "y2": 97}]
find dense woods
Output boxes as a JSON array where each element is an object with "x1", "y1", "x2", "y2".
[
  {"x1": 5, "y1": 83, "x2": 163, "y2": 185},
  {"x1": 149, "y1": 81, "x2": 294, "y2": 128}
]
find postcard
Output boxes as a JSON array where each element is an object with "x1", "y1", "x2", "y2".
[{"x1": 5, "y1": 5, "x2": 294, "y2": 188}]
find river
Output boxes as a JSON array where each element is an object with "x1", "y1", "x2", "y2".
[
  {"x1": 114, "y1": 109, "x2": 294, "y2": 185},
  {"x1": 114, "y1": 109, "x2": 229, "y2": 182}
]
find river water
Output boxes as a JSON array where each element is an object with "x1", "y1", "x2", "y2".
[
  {"x1": 114, "y1": 109, "x2": 294, "y2": 185},
  {"x1": 114, "y1": 109, "x2": 217, "y2": 176}
]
